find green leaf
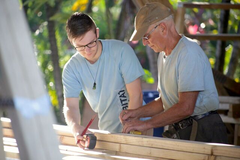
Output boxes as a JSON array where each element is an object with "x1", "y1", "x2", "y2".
[{"x1": 142, "y1": 69, "x2": 155, "y2": 84}]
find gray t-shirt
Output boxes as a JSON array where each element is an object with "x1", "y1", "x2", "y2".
[
  {"x1": 62, "y1": 39, "x2": 144, "y2": 132},
  {"x1": 157, "y1": 36, "x2": 219, "y2": 116}
]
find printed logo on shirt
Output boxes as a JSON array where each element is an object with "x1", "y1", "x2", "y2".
[{"x1": 118, "y1": 89, "x2": 129, "y2": 110}]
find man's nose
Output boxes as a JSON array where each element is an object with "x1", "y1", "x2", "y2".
[{"x1": 85, "y1": 46, "x2": 91, "y2": 53}]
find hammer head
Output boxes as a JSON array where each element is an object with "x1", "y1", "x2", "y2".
[{"x1": 84, "y1": 133, "x2": 97, "y2": 149}]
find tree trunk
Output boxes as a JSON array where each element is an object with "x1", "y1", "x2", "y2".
[
  {"x1": 115, "y1": 0, "x2": 136, "y2": 41},
  {"x1": 146, "y1": 46, "x2": 158, "y2": 88},
  {"x1": 46, "y1": 3, "x2": 64, "y2": 124},
  {"x1": 226, "y1": 21, "x2": 240, "y2": 78},
  {"x1": 86, "y1": 0, "x2": 94, "y2": 13},
  {"x1": 214, "y1": 0, "x2": 230, "y2": 73},
  {"x1": 105, "y1": 0, "x2": 114, "y2": 38}
]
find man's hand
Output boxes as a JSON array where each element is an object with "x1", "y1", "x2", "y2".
[
  {"x1": 73, "y1": 126, "x2": 92, "y2": 149},
  {"x1": 122, "y1": 118, "x2": 147, "y2": 133},
  {"x1": 119, "y1": 109, "x2": 139, "y2": 125},
  {"x1": 75, "y1": 132, "x2": 86, "y2": 149}
]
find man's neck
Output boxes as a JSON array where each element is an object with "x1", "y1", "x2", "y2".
[{"x1": 165, "y1": 34, "x2": 181, "y2": 56}]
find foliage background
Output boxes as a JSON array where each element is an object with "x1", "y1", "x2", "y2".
[{"x1": 21, "y1": 0, "x2": 240, "y2": 124}]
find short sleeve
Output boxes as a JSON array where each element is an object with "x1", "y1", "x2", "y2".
[
  {"x1": 119, "y1": 44, "x2": 144, "y2": 84},
  {"x1": 62, "y1": 64, "x2": 82, "y2": 98},
  {"x1": 178, "y1": 49, "x2": 205, "y2": 92}
]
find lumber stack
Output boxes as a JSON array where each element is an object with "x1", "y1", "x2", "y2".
[{"x1": 2, "y1": 117, "x2": 240, "y2": 160}]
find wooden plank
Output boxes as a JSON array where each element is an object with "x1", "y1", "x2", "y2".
[
  {"x1": 0, "y1": 114, "x2": 6, "y2": 160},
  {"x1": 180, "y1": 2, "x2": 240, "y2": 10},
  {"x1": 93, "y1": 132, "x2": 213, "y2": 155},
  {"x1": 234, "y1": 124, "x2": 239, "y2": 145},
  {"x1": 0, "y1": 0, "x2": 62, "y2": 160},
  {"x1": 4, "y1": 145, "x2": 104, "y2": 160},
  {"x1": 3, "y1": 138, "x2": 159, "y2": 160},
  {"x1": 175, "y1": 4, "x2": 185, "y2": 34},
  {"x1": 219, "y1": 103, "x2": 230, "y2": 110},
  {"x1": 220, "y1": 114, "x2": 240, "y2": 124},
  {"x1": 213, "y1": 70, "x2": 240, "y2": 95},
  {"x1": 3, "y1": 137, "x2": 17, "y2": 147},
  {"x1": 219, "y1": 96, "x2": 240, "y2": 104},
  {"x1": 4, "y1": 146, "x2": 19, "y2": 159},
  {"x1": 60, "y1": 145, "x2": 159, "y2": 160},
  {"x1": 1, "y1": 118, "x2": 11, "y2": 128},
  {"x1": 3, "y1": 119, "x2": 240, "y2": 159},
  {"x1": 213, "y1": 145, "x2": 240, "y2": 158},
  {"x1": 185, "y1": 34, "x2": 240, "y2": 41},
  {"x1": 2, "y1": 128, "x2": 14, "y2": 138},
  {"x1": 228, "y1": 104, "x2": 240, "y2": 118},
  {"x1": 216, "y1": 156, "x2": 240, "y2": 160},
  {"x1": 54, "y1": 124, "x2": 73, "y2": 137},
  {"x1": 96, "y1": 141, "x2": 209, "y2": 160}
]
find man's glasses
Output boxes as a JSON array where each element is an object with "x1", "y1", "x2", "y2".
[
  {"x1": 142, "y1": 15, "x2": 173, "y2": 41},
  {"x1": 75, "y1": 39, "x2": 98, "y2": 51},
  {"x1": 142, "y1": 24, "x2": 160, "y2": 41}
]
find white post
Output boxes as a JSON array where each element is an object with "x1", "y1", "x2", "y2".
[{"x1": 0, "y1": 0, "x2": 62, "y2": 159}]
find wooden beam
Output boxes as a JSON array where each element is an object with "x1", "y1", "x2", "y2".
[
  {"x1": 234, "y1": 125, "x2": 239, "y2": 145},
  {"x1": 180, "y1": 2, "x2": 240, "y2": 10},
  {"x1": 215, "y1": 156, "x2": 240, "y2": 160},
  {"x1": 2, "y1": 118, "x2": 240, "y2": 159},
  {"x1": 220, "y1": 114, "x2": 240, "y2": 124},
  {"x1": 0, "y1": 112, "x2": 6, "y2": 160},
  {"x1": 1, "y1": 117, "x2": 12, "y2": 128},
  {"x1": 185, "y1": 34, "x2": 240, "y2": 41},
  {"x1": 0, "y1": 0, "x2": 62, "y2": 160},
  {"x1": 93, "y1": 132, "x2": 213, "y2": 155},
  {"x1": 213, "y1": 69, "x2": 240, "y2": 95},
  {"x1": 213, "y1": 145, "x2": 240, "y2": 158},
  {"x1": 175, "y1": 4, "x2": 185, "y2": 34},
  {"x1": 219, "y1": 96, "x2": 240, "y2": 104},
  {"x1": 96, "y1": 141, "x2": 210, "y2": 160},
  {"x1": 3, "y1": 137, "x2": 160, "y2": 160}
]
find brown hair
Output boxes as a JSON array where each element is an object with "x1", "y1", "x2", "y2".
[{"x1": 66, "y1": 12, "x2": 96, "y2": 43}]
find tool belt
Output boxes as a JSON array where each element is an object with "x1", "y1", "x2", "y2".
[{"x1": 162, "y1": 111, "x2": 217, "y2": 140}]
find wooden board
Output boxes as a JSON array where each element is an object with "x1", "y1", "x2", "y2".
[
  {"x1": 180, "y1": 2, "x2": 240, "y2": 10},
  {"x1": 2, "y1": 118, "x2": 240, "y2": 160},
  {"x1": 185, "y1": 34, "x2": 240, "y2": 41},
  {"x1": 0, "y1": 112, "x2": 6, "y2": 160}
]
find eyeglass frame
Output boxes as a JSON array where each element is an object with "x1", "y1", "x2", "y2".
[
  {"x1": 142, "y1": 15, "x2": 173, "y2": 41},
  {"x1": 74, "y1": 30, "x2": 98, "y2": 51},
  {"x1": 142, "y1": 24, "x2": 160, "y2": 40}
]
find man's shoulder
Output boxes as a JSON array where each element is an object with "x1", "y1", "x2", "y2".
[
  {"x1": 181, "y1": 36, "x2": 201, "y2": 48},
  {"x1": 63, "y1": 53, "x2": 82, "y2": 69}
]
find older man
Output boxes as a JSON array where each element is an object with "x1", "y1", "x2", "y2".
[{"x1": 120, "y1": 2, "x2": 228, "y2": 143}]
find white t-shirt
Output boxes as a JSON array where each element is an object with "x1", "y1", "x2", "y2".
[
  {"x1": 62, "y1": 39, "x2": 144, "y2": 132},
  {"x1": 157, "y1": 36, "x2": 219, "y2": 116}
]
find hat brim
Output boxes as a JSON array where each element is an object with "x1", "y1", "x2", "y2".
[{"x1": 130, "y1": 25, "x2": 149, "y2": 41}]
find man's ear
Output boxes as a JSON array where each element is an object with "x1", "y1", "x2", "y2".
[
  {"x1": 160, "y1": 23, "x2": 167, "y2": 35},
  {"x1": 96, "y1": 28, "x2": 100, "y2": 38}
]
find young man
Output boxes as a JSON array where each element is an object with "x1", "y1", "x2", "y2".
[
  {"x1": 120, "y1": 2, "x2": 228, "y2": 143},
  {"x1": 63, "y1": 12, "x2": 144, "y2": 148}
]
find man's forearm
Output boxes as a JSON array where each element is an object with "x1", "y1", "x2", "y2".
[
  {"x1": 138, "y1": 98, "x2": 164, "y2": 118},
  {"x1": 128, "y1": 93, "x2": 143, "y2": 110},
  {"x1": 63, "y1": 105, "x2": 82, "y2": 135}
]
